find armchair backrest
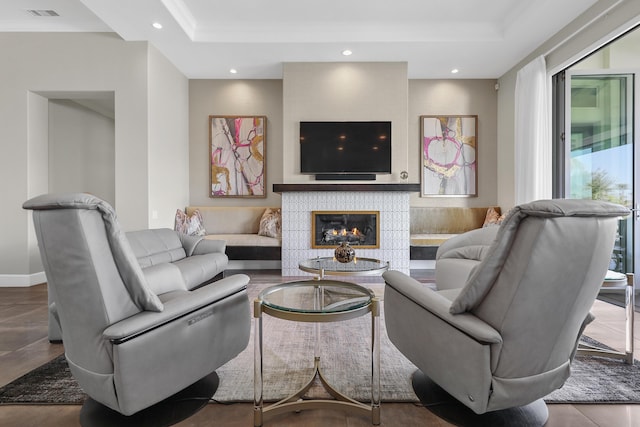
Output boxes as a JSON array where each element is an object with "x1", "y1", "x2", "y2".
[
  {"x1": 23, "y1": 193, "x2": 163, "y2": 375},
  {"x1": 449, "y1": 199, "x2": 628, "y2": 379}
]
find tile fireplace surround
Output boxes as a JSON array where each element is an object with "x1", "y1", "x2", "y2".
[{"x1": 278, "y1": 184, "x2": 417, "y2": 277}]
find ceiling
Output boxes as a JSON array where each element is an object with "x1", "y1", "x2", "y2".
[{"x1": 1, "y1": 0, "x2": 599, "y2": 79}]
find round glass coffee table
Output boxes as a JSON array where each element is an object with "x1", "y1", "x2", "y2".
[
  {"x1": 253, "y1": 279, "x2": 380, "y2": 426},
  {"x1": 299, "y1": 256, "x2": 389, "y2": 278}
]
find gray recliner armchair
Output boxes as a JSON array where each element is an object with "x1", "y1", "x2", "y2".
[
  {"x1": 47, "y1": 221, "x2": 230, "y2": 342},
  {"x1": 383, "y1": 199, "x2": 628, "y2": 424},
  {"x1": 24, "y1": 193, "x2": 251, "y2": 416}
]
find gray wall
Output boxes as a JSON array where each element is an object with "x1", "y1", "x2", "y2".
[
  {"x1": 189, "y1": 79, "x2": 284, "y2": 207},
  {"x1": 408, "y1": 79, "x2": 498, "y2": 207},
  {"x1": 282, "y1": 62, "x2": 409, "y2": 183},
  {"x1": 188, "y1": 69, "x2": 499, "y2": 210}
]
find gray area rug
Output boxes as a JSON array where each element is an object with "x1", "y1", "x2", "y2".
[
  {"x1": 1, "y1": 282, "x2": 639, "y2": 405},
  {"x1": 214, "y1": 281, "x2": 416, "y2": 402}
]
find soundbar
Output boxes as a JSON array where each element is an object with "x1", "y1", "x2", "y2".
[{"x1": 315, "y1": 174, "x2": 376, "y2": 181}]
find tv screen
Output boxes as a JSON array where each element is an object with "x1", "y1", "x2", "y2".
[{"x1": 299, "y1": 121, "x2": 391, "y2": 174}]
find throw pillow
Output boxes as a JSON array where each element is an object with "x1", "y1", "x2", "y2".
[
  {"x1": 259, "y1": 208, "x2": 282, "y2": 238},
  {"x1": 498, "y1": 209, "x2": 510, "y2": 223},
  {"x1": 174, "y1": 209, "x2": 206, "y2": 236},
  {"x1": 482, "y1": 207, "x2": 501, "y2": 227}
]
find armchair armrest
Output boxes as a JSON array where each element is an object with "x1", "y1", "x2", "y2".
[
  {"x1": 178, "y1": 233, "x2": 226, "y2": 256},
  {"x1": 103, "y1": 274, "x2": 249, "y2": 343},
  {"x1": 436, "y1": 226, "x2": 499, "y2": 260},
  {"x1": 383, "y1": 271, "x2": 502, "y2": 344},
  {"x1": 438, "y1": 245, "x2": 490, "y2": 262},
  {"x1": 193, "y1": 238, "x2": 226, "y2": 255}
]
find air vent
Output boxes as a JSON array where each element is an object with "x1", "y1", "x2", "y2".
[{"x1": 26, "y1": 10, "x2": 60, "y2": 17}]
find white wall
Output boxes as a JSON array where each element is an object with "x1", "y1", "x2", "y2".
[
  {"x1": 48, "y1": 99, "x2": 115, "y2": 206},
  {"x1": 26, "y1": 93, "x2": 50, "y2": 282},
  {"x1": 0, "y1": 32, "x2": 188, "y2": 278},
  {"x1": 282, "y1": 62, "x2": 409, "y2": 183},
  {"x1": 148, "y1": 45, "x2": 190, "y2": 228}
]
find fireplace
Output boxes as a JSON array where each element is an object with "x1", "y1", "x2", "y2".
[
  {"x1": 311, "y1": 211, "x2": 379, "y2": 249},
  {"x1": 279, "y1": 189, "x2": 412, "y2": 276}
]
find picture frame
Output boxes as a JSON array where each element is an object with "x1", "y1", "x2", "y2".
[
  {"x1": 420, "y1": 115, "x2": 478, "y2": 197},
  {"x1": 209, "y1": 115, "x2": 266, "y2": 198}
]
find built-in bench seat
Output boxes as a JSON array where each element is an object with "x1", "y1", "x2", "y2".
[
  {"x1": 410, "y1": 206, "x2": 500, "y2": 260},
  {"x1": 185, "y1": 206, "x2": 281, "y2": 261}
]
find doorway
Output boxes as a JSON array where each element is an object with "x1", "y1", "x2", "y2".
[
  {"x1": 40, "y1": 91, "x2": 115, "y2": 206},
  {"x1": 552, "y1": 27, "x2": 640, "y2": 305}
]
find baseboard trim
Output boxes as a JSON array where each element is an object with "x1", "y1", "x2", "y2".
[{"x1": 0, "y1": 272, "x2": 47, "y2": 287}]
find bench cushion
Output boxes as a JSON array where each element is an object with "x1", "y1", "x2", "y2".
[
  {"x1": 410, "y1": 207, "x2": 500, "y2": 234},
  {"x1": 204, "y1": 234, "x2": 281, "y2": 247}
]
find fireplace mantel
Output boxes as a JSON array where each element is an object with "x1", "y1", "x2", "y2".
[{"x1": 273, "y1": 183, "x2": 420, "y2": 193}]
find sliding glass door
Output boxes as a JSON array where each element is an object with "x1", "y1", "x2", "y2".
[{"x1": 561, "y1": 72, "x2": 635, "y2": 273}]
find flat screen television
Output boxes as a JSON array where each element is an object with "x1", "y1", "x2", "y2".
[{"x1": 299, "y1": 121, "x2": 392, "y2": 176}]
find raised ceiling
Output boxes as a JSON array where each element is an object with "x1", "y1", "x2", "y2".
[{"x1": 1, "y1": 0, "x2": 598, "y2": 79}]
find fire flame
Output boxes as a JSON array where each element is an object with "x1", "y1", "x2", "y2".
[{"x1": 330, "y1": 227, "x2": 359, "y2": 236}]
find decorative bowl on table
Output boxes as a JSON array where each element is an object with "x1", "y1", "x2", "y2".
[{"x1": 334, "y1": 242, "x2": 355, "y2": 263}]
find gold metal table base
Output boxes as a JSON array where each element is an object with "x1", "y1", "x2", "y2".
[
  {"x1": 254, "y1": 281, "x2": 381, "y2": 427},
  {"x1": 255, "y1": 356, "x2": 380, "y2": 425}
]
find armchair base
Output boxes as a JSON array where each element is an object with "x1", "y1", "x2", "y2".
[
  {"x1": 79, "y1": 372, "x2": 218, "y2": 427},
  {"x1": 411, "y1": 370, "x2": 548, "y2": 427}
]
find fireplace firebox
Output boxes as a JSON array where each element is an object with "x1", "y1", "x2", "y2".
[{"x1": 311, "y1": 211, "x2": 379, "y2": 249}]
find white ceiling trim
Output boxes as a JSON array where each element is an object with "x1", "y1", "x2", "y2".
[
  {"x1": 192, "y1": 22, "x2": 503, "y2": 44},
  {"x1": 160, "y1": 0, "x2": 196, "y2": 40},
  {"x1": 2, "y1": 0, "x2": 603, "y2": 79}
]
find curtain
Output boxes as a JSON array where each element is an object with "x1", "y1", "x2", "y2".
[{"x1": 514, "y1": 55, "x2": 552, "y2": 205}]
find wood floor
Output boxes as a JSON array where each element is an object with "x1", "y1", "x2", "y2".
[{"x1": 1, "y1": 270, "x2": 640, "y2": 426}]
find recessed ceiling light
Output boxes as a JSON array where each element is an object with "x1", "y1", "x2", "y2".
[
  {"x1": 152, "y1": 22, "x2": 163, "y2": 29},
  {"x1": 451, "y1": 68, "x2": 459, "y2": 74},
  {"x1": 342, "y1": 50, "x2": 353, "y2": 56},
  {"x1": 230, "y1": 68, "x2": 238, "y2": 74}
]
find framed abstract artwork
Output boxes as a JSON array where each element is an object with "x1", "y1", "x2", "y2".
[
  {"x1": 209, "y1": 115, "x2": 266, "y2": 198},
  {"x1": 420, "y1": 115, "x2": 478, "y2": 197}
]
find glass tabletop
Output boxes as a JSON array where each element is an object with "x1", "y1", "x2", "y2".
[
  {"x1": 258, "y1": 279, "x2": 374, "y2": 314},
  {"x1": 298, "y1": 257, "x2": 389, "y2": 276},
  {"x1": 600, "y1": 270, "x2": 629, "y2": 292}
]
